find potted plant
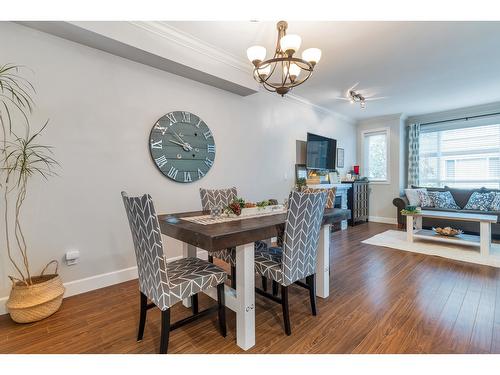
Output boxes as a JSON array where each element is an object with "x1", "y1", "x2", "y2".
[{"x1": 0, "y1": 64, "x2": 63, "y2": 323}]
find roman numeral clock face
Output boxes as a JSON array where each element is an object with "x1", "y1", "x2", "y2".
[{"x1": 149, "y1": 111, "x2": 216, "y2": 183}]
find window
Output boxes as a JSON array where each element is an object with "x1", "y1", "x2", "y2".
[
  {"x1": 362, "y1": 128, "x2": 389, "y2": 183},
  {"x1": 419, "y1": 121, "x2": 500, "y2": 188}
]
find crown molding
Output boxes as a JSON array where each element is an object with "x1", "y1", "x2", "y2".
[{"x1": 130, "y1": 21, "x2": 251, "y2": 74}]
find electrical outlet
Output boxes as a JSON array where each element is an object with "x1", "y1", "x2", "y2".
[{"x1": 65, "y1": 249, "x2": 80, "y2": 266}]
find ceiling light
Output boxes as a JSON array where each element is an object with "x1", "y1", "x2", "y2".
[
  {"x1": 246, "y1": 45, "x2": 267, "y2": 65},
  {"x1": 247, "y1": 21, "x2": 321, "y2": 96},
  {"x1": 280, "y1": 34, "x2": 301, "y2": 56},
  {"x1": 302, "y1": 48, "x2": 322, "y2": 67}
]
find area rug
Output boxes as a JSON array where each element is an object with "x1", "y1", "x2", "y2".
[{"x1": 362, "y1": 230, "x2": 500, "y2": 268}]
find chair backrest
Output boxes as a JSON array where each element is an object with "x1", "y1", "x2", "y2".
[
  {"x1": 301, "y1": 187, "x2": 337, "y2": 208},
  {"x1": 121, "y1": 192, "x2": 170, "y2": 308},
  {"x1": 199, "y1": 187, "x2": 238, "y2": 210},
  {"x1": 281, "y1": 190, "x2": 327, "y2": 285}
]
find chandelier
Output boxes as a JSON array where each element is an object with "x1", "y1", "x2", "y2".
[{"x1": 246, "y1": 21, "x2": 321, "y2": 96}]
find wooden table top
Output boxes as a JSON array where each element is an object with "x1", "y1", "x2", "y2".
[{"x1": 158, "y1": 208, "x2": 350, "y2": 252}]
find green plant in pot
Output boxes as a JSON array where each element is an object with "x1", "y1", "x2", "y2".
[{"x1": 0, "y1": 64, "x2": 62, "y2": 323}]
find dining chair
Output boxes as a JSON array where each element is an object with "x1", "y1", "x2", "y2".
[
  {"x1": 258, "y1": 187, "x2": 336, "y2": 296},
  {"x1": 121, "y1": 192, "x2": 227, "y2": 354},
  {"x1": 254, "y1": 190, "x2": 327, "y2": 335},
  {"x1": 199, "y1": 187, "x2": 239, "y2": 288}
]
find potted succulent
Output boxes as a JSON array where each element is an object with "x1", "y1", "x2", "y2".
[{"x1": 0, "y1": 64, "x2": 62, "y2": 323}]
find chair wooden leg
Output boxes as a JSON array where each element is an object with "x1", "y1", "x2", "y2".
[
  {"x1": 281, "y1": 285, "x2": 291, "y2": 336},
  {"x1": 160, "y1": 309, "x2": 170, "y2": 354},
  {"x1": 272, "y1": 280, "x2": 279, "y2": 297},
  {"x1": 217, "y1": 283, "x2": 227, "y2": 337},
  {"x1": 208, "y1": 255, "x2": 214, "y2": 263},
  {"x1": 261, "y1": 276, "x2": 268, "y2": 291},
  {"x1": 306, "y1": 274, "x2": 317, "y2": 316},
  {"x1": 230, "y1": 265, "x2": 237, "y2": 289},
  {"x1": 137, "y1": 292, "x2": 147, "y2": 341},
  {"x1": 192, "y1": 293, "x2": 199, "y2": 315}
]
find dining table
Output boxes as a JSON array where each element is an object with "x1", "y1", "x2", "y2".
[{"x1": 158, "y1": 207, "x2": 350, "y2": 351}]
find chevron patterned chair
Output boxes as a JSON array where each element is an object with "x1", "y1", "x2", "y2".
[
  {"x1": 254, "y1": 190, "x2": 327, "y2": 335},
  {"x1": 258, "y1": 188, "x2": 335, "y2": 297},
  {"x1": 121, "y1": 192, "x2": 227, "y2": 354},
  {"x1": 199, "y1": 187, "x2": 281, "y2": 290},
  {"x1": 199, "y1": 187, "x2": 238, "y2": 288}
]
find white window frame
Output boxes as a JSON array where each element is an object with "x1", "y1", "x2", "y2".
[
  {"x1": 360, "y1": 127, "x2": 391, "y2": 185},
  {"x1": 419, "y1": 120, "x2": 500, "y2": 188}
]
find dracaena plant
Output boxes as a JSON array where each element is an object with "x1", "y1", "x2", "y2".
[{"x1": 0, "y1": 64, "x2": 58, "y2": 285}]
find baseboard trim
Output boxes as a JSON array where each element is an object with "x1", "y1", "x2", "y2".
[
  {"x1": 368, "y1": 216, "x2": 398, "y2": 225},
  {"x1": 0, "y1": 250, "x2": 208, "y2": 317}
]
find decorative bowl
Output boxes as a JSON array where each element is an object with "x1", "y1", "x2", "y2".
[
  {"x1": 432, "y1": 227, "x2": 463, "y2": 237},
  {"x1": 406, "y1": 205, "x2": 417, "y2": 212}
]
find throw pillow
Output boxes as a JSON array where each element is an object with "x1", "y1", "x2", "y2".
[
  {"x1": 428, "y1": 191, "x2": 460, "y2": 210},
  {"x1": 464, "y1": 192, "x2": 495, "y2": 211},
  {"x1": 404, "y1": 188, "x2": 426, "y2": 206},
  {"x1": 490, "y1": 192, "x2": 500, "y2": 211},
  {"x1": 416, "y1": 189, "x2": 433, "y2": 208}
]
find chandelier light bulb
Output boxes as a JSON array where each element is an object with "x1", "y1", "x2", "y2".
[
  {"x1": 285, "y1": 63, "x2": 301, "y2": 81},
  {"x1": 280, "y1": 34, "x2": 301, "y2": 56},
  {"x1": 302, "y1": 48, "x2": 322, "y2": 66},
  {"x1": 246, "y1": 45, "x2": 266, "y2": 65}
]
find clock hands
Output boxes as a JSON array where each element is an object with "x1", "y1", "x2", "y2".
[
  {"x1": 170, "y1": 130, "x2": 193, "y2": 151},
  {"x1": 168, "y1": 139, "x2": 191, "y2": 152}
]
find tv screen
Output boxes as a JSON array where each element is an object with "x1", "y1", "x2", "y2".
[{"x1": 306, "y1": 133, "x2": 337, "y2": 170}]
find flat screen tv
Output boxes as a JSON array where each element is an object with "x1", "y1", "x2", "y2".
[{"x1": 306, "y1": 133, "x2": 337, "y2": 170}]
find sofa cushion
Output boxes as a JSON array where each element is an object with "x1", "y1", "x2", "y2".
[
  {"x1": 490, "y1": 192, "x2": 500, "y2": 211},
  {"x1": 417, "y1": 189, "x2": 433, "y2": 208},
  {"x1": 428, "y1": 191, "x2": 460, "y2": 210},
  {"x1": 404, "y1": 188, "x2": 426, "y2": 206},
  {"x1": 464, "y1": 192, "x2": 496, "y2": 211},
  {"x1": 445, "y1": 187, "x2": 484, "y2": 209}
]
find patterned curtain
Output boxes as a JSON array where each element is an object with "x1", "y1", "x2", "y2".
[{"x1": 407, "y1": 123, "x2": 420, "y2": 187}]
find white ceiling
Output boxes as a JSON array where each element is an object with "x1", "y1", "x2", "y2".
[{"x1": 166, "y1": 21, "x2": 500, "y2": 119}]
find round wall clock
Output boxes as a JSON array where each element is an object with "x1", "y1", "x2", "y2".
[{"x1": 149, "y1": 111, "x2": 216, "y2": 183}]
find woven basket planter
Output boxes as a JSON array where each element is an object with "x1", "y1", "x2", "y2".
[{"x1": 6, "y1": 261, "x2": 65, "y2": 323}]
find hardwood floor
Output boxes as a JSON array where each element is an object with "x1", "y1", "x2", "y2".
[{"x1": 1, "y1": 222, "x2": 499, "y2": 354}]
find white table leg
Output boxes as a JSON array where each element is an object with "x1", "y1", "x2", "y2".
[
  {"x1": 235, "y1": 242, "x2": 255, "y2": 350},
  {"x1": 182, "y1": 243, "x2": 197, "y2": 308},
  {"x1": 406, "y1": 215, "x2": 414, "y2": 242},
  {"x1": 415, "y1": 216, "x2": 422, "y2": 230},
  {"x1": 480, "y1": 221, "x2": 491, "y2": 256},
  {"x1": 315, "y1": 224, "x2": 330, "y2": 299}
]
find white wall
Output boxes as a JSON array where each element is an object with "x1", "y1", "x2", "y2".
[
  {"x1": 357, "y1": 114, "x2": 405, "y2": 223},
  {"x1": 0, "y1": 22, "x2": 356, "y2": 301}
]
